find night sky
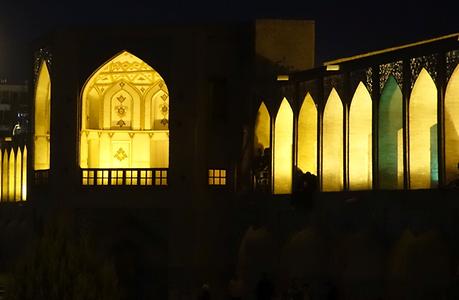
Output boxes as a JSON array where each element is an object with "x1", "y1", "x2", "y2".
[{"x1": 1, "y1": 0, "x2": 458, "y2": 83}]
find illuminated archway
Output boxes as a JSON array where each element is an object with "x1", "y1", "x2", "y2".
[
  {"x1": 322, "y1": 88, "x2": 343, "y2": 191},
  {"x1": 349, "y1": 82, "x2": 372, "y2": 190},
  {"x1": 34, "y1": 61, "x2": 51, "y2": 170},
  {"x1": 298, "y1": 93, "x2": 317, "y2": 175},
  {"x1": 274, "y1": 98, "x2": 293, "y2": 194},
  {"x1": 379, "y1": 76, "x2": 403, "y2": 189},
  {"x1": 254, "y1": 102, "x2": 270, "y2": 156},
  {"x1": 445, "y1": 64, "x2": 459, "y2": 184},
  {"x1": 80, "y1": 51, "x2": 169, "y2": 169},
  {"x1": 409, "y1": 68, "x2": 438, "y2": 189}
]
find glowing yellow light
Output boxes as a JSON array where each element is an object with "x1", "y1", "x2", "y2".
[
  {"x1": 409, "y1": 68, "x2": 438, "y2": 189},
  {"x1": 254, "y1": 102, "x2": 270, "y2": 155},
  {"x1": 2, "y1": 150, "x2": 8, "y2": 200},
  {"x1": 80, "y1": 51, "x2": 169, "y2": 169},
  {"x1": 22, "y1": 146, "x2": 27, "y2": 200},
  {"x1": 34, "y1": 61, "x2": 51, "y2": 171},
  {"x1": 322, "y1": 88, "x2": 343, "y2": 191},
  {"x1": 349, "y1": 82, "x2": 372, "y2": 190},
  {"x1": 379, "y1": 76, "x2": 403, "y2": 189},
  {"x1": 274, "y1": 98, "x2": 293, "y2": 194},
  {"x1": 277, "y1": 75, "x2": 289, "y2": 81},
  {"x1": 0, "y1": 150, "x2": 2, "y2": 200},
  {"x1": 15, "y1": 148, "x2": 21, "y2": 201},
  {"x1": 9, "y1": 149, "x2": 15, "y2": 200},
  {"x1": 445, "y1": 64, "x2": 459, "y2": 184},
  {"x1": 298, "y1": 93, "x2": 317, "y2": 174}
]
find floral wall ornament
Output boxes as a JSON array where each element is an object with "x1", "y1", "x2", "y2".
[{"x1": 114, "y1": 148, "x2": 128, "y2": 161}]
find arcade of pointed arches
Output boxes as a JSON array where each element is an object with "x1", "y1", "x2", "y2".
[{"x1": 254, "y1": 63, "x2": 459, "y2": 194}]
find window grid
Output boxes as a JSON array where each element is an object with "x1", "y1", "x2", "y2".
[
  {"x1": 81, "y1": 169, "x2": 167, "y2": 187},
  {"x1": 208, "y1": 169, "x2": 226, "y2": 186}
]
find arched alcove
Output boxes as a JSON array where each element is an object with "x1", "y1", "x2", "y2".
[
  {"x1": 254, "y1": 102, "x2": 270, "y2": 156},
  {"x1": 379, "y1": 76, "x2": 403, "y2": 189},
  {"x1": 349, "y1": 82, "x2": 372, "y2": 190},
  {"x1": 80, "y1": 51, "x2": 169, "y2": 170},
  {"x1": 323, "y1": 88, "x2": 343, "y2": 191},
  {"x1": 274, "y1": 98, "x2": 293, "y2": 194},
  {"x1": 34, "y1": 61, "x2": 51, "y2": 171},
  {"x1": 298, "y1": 93, "x2": 317, "y2": 175},
  {"x1": 445, "y1": 64, "x2": 459, "y2": 184},
  {"x1": 409, "y1": 68, "x2": 438, "y2": 189}
]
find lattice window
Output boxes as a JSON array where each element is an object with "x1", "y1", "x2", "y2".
[
  {"x1": 82, "y1": 170, "x2": 95, "y2": 185},
  {"x1": 208, "y1": 169, "x2": 226, "y2": 186},
  {"x1": 97, "y1": 170, "x2": 109, "y2": 185},
  {"x1": 155, "y1": 170, "x2": 168, "y2": 186},
  {"x1": 110, "y1": 170, "x2": 123, "y2": 185},
  {"x1": 140, "y1": 170, "x2": 153, "y2": 185},
  {"x1": 126, "y1": 170, "x2": 138, "y2": 185}
]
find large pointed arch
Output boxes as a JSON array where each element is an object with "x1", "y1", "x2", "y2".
[
  {"x1": 298, "y1": 93, "x2": 317, "y2": 175},
  {"x1": 379, "y1": 76, "x2": 403, "y2": 189},
  {"x1": 254, "y1": 102, "x2": 271, "y2": 156},
  {"x1": 349, "y1": 82, "x2": 372, "y2": 190},
  {"x1": 409, "y1": 68, "x2": 438, "y2": 189},
  {"x1": 322, "y1": 88, "x2": 343, "y2": 191},
  {"x1": 274, "y1": 98, "x2": 293, "y2": 194},
  {"x1": 80, "y1": 51, "x2": 169, "y2": 169},
  {"x1": 34, "y1": 61, "x2": 51, "y2": 170},
  {"x1": 445, "y1": 64, "x2": 459, "y2": 184}
]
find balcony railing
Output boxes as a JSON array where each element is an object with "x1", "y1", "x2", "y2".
[{"x1": 81, "y1": 168, "x2": 168, "y2": 187}]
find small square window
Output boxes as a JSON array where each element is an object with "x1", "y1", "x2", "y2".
[{"x1": 208, "y1": 169, "x2": 227, "y2": 186}]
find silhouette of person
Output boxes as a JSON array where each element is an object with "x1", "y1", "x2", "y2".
[{"x1": 256, "y1": 272, "x2": 274, "y2": 300}]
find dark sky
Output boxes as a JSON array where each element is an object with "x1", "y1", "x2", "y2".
[{"x1": 1, "y1": 0, "x2": 458, "y2": 83}]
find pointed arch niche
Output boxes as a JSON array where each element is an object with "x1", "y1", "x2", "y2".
[
  {"x1": 379, "y1": 76, "x2": 403, "y2": 189},
  {"x1": 409, "y1": 68, "x2": 438, "y2": 189},
  {"x1": 322, "y1": 88, "x2": 343, "y2": 191},
  {"x1": 349, "y1": 82, "x2": 372, "y2": 190},
  {"x1": 274, "y1": 98, "x2": 293, "y2": 194},
  {"x1": 298, "y1": 93, "x2": 317, "y2": 175},
  {"x1": 445, "y1": 64, "x2": 459, "y2": 184},
  {"x1": 254, "y1": 102, "x2": 271, "y2": 157},
  {"x1": 80, "y1": 51, "x2": 169, "y2": 169},
  {"x1": 34, "y1": 61, "x2": 51, "y2": 170}
]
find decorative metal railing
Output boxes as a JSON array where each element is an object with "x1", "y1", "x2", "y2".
[{"x1": 80, "y1": 168, "x2": 168, "y2": 187}]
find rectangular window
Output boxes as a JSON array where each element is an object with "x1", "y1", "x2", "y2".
[
  {"x1": 82, "y1": 170, "x2": 95, "y2": 186},
  {"x1": 140, "y1": 170, "x2": 153, "y2": 186},
  {"x1": 126, "y1": 170, "x2": 138, "y2": 185},
  {"x1": 155, "y1": 170, "x2": 168, "y2": 186},
  {"x1": 208, "y1": 169, "x2": 226, "y2": 186}
]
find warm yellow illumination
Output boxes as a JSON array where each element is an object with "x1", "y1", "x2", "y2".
[
  {"x1": 409, "y1": 68, "x2": 438, "y2": 189},
  {"x1": 274, "y1": 98, "x2": 293, "y2": 194},
  {"x1": 15, "y1": 148, "x2": 21, "y2": 201},
  {"x1": 34, "y1": 61, "x2": 51, "y2": 170},
  {"x1": 298, "y1": 93, "x2": 317, "y2": 174},
  {"x1": 323, "y1": 88, "x2": 343, "y2": 191},
  {"x1": 80, "y1": 51, "x2": 169, "y2": 169},
  {"x1": 445, "y1": 64, "x2": 459, "y2": 184},
  {"x1": 277, "y1": 75, "x2": 289, "y2": 81},
  {"x1": 379, "y1": 77, "x2": 404, "y2": 189},
  {"x1": 22, "y1": 147, "x2": 27, "y2": 200},
  {"x1": 9, "y1": 149, "x2": 15, "y2": 200},
  {"x1": 254, "y1": 102, "x2": 271, "y2": 155},
  {"x1": 326, "y1": 65, "x2": 340, "y2": 71},
  {"x1": 208, "y1": 169, "x2": 227, "y2": 185},
  {"x1": 2, "y1": 150, "x2": 8, "y2": 200},
  {"x1": 349, "y1": 82, "x2": 372, "y2": 190}
]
